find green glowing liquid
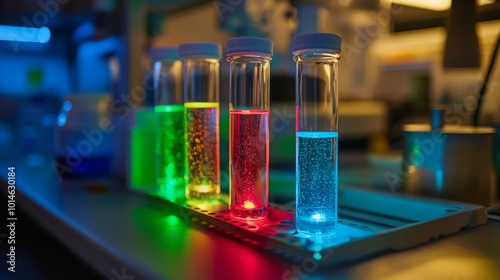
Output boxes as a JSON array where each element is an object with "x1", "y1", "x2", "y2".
[
  {"x1": 131, "y1": 121, "x2": 156, "y2": 193},
  {"x1": 155, "y1": 105, "x2": 186, "y2": 200}
]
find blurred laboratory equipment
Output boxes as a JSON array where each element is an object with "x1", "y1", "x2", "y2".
[
  {"x1": 402, "y1": 109, "x2": 498, "y2": 205},
  {"x1": 15, "y1": 68, "x2": 60, "y2": 165},
  {"x1": 54, "y1": 94, "x2": 115, "y2": 179},
  {"x1": 18, "y1": 94, "x2": 60, "y2": 165},
  {"x1": 443, "y1": 0, "x2": 480, "y2": 69},
  {"x1": 76, "y1": 37, "x2": 123, "y2": 93}
]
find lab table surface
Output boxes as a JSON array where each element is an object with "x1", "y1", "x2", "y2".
[{"x1": 1, "y1": 162, "x2": 500, "y2": 280}]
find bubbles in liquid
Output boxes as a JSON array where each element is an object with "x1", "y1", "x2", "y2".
[
  {"x1": 230, "y1": 109, "x2": 269, "y2": 219},
  {"x1": 296, "y1": 131, "x2": 338, "y2": 236},
  {"x1": 155, "y1": 105, "x2": 185, "y2": 200},
  {"x1": 185, "y1": 102, "x2": 220, "y2": 199}
]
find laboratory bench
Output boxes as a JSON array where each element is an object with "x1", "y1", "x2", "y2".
[{"x1": 1, "y1": 159, "x2": 500, "y2": 280}]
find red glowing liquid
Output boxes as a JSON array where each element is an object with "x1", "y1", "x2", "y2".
[{"x1": 229, "y1": 109, "x2": 269, "y2": 219}]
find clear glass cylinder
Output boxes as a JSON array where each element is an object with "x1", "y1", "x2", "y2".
[
  {"x1": 293, "y1": 33, "x2": 341, "y2": 236},
  {"x1": 180, "y1": 43, "x2": 221, "y2": 200},
  {"x1": 227, "y1": 38, "x2": 272, "y2": 220},
  {"x1": 151, "y1": 47, "x2": 185, "y2": 200}
]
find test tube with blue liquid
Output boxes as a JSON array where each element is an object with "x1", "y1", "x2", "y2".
[{"x1": 293, "y1": 33, "x2": 342, "y2": 236}]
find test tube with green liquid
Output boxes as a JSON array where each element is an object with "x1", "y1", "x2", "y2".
[{"x1": 151, "y1": 47, "x2": 185, "y2": 200}]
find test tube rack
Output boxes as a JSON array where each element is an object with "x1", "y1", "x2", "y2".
[{"x1": 152, "y1": 186, "x2": 487, "y2": 266}]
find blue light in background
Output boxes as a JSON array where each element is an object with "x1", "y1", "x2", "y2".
[
  {"x1": 0, "y1": 54, "x2": 70, "y2": 96},
  {"x1": 435, "y1": 168, "x2": 444, "y2": 192},
  {"x1": 0, "y1": 25, "x2": 51, "y2": 43},
  {"x1": 73, "y1": 22, "x2": 95, "y2": 42},
  {"x1": 57, "y1": 101, "x2": 72, "y2": 126},
  {"x1": 38, "y1": 27, "x2": 51, "y2": 43},
  {"x1": 76, "y1": 37, "x2": 121, "y2": 92}
]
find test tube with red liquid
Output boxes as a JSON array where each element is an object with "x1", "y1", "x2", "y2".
[{"x1": 226, "y1": 37, "x2": 273, "y2": 219}]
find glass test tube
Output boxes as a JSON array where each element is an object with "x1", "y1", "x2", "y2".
[
  {"x1": 179, "y1": 43, "x2": 221, "y2": 200},
  {"x1": 293, "y1": 33, "x2": 342, "y2": 236},
  {"x1": 151, "y1": 47, "x2": 185, "y2": 200},
  {"x1": 227, "y1": 37, "x2": 272, "y2": 219}
]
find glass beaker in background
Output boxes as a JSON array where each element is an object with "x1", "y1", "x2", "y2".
[
  {"x1": 53, "y1": 94, "x2": 115, "y2": 179},
  {"x1": 18, "y1": 94, "x2": 60, "y2": 165}
]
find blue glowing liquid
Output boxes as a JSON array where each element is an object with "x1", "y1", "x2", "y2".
[{"x1": 296, "y1": 131, "x2": 338, "y2": 236}]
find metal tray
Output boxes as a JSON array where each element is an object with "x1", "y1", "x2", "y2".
[{"x1": 152, "y1": 186, "x2": 487, "y2": 266}]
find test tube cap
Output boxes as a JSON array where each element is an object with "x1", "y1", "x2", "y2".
[
  {"x1": 292, "y1": 32, "x2": 342, "y2": 53},
  {"x1": 179, "y1": 42, "x2": 222, "y2": 59},
  {"x1": 149, "y1": 46, "x2": 179, "y2": 61},
  {"x1": 226, "y1": 37, "x2": 273, "y2": 56}
]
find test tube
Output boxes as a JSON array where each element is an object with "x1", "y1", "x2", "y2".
[
  {"x1": 226, "y1": 37, "x2": 272, "y2": 219},
  {"x1": 293, "y1": 33, "x2": 342, "y2": 236},
  {"x1": 151, "y1": 47, "x2": 185, "y2": 200},
  {"x1": 179, "y1": 43, "x2": 221, "y2": 200}
]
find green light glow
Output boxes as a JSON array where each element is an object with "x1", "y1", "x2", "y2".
[
  {"x1": 411, "y1": 144, "x2": 423, "y2": 167},
  {"x1": 155, "y1": 104, "x2": 184, "y2": 113},
  {"x1": 155, "y1": 104, "x2": 186, "y2": 201},
  {"x1": 165, "y1": 215, "x2": 181, "y2": 226},
  {"x1": 131, "y1": 127, "x2": 157, "y2": 191}
]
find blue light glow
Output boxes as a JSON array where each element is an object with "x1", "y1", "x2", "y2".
[
  {"x1": 296, "y1": 131, "x2": 338, "y2": 236},
  {"x1": 0, "y1": 25, "x2": 51, "y2": 43},
  {"x1": 57, "y1": 101, "x2": 72, "y2": 126},
  {"x1": 73, "y1": 22, "x2": 95, "y2": 42},
  {"x1": 436, "y1": 168, "x2": 443, "y2": 192},
  {"x1": 312, "y1": 213, "x2": 325, "y2": 222}
]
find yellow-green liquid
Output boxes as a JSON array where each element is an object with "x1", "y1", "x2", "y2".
[{"x1": 184, "y1": 102, "x2": 220, "y2": 199}]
